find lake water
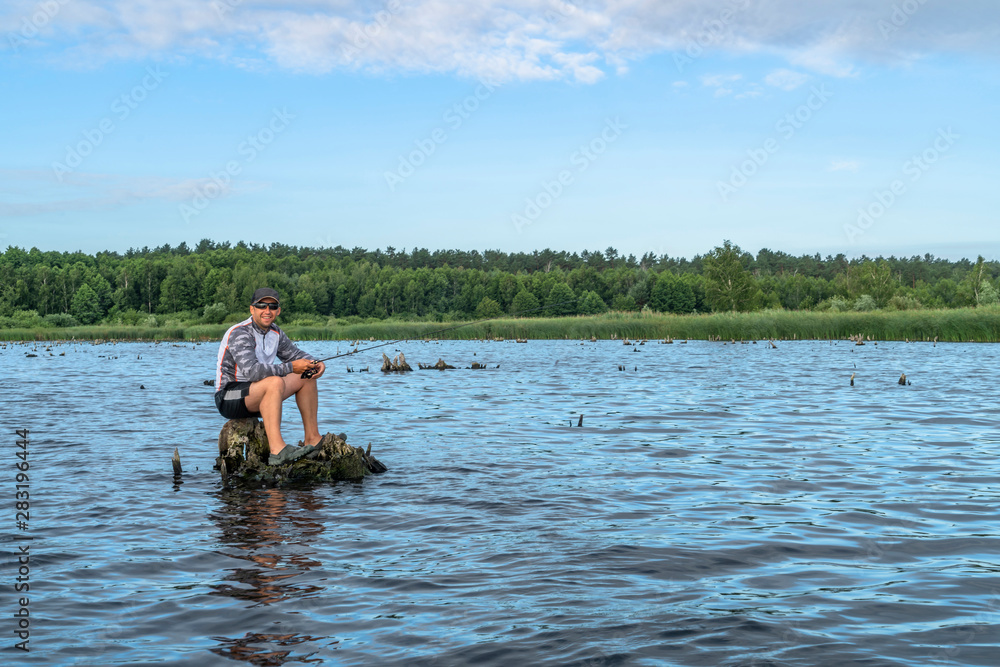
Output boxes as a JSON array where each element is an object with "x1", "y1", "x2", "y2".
[{"x1": 2, "y1": 337, "x2": 999, "y2": 666}]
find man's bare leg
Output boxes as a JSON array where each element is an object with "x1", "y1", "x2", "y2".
[
  {"x1": 293, "y1": 377, "x2": 321, "y2": 446},
  {"x1": 246, "y1": 374, "x2": 320, "y2": 454},
  {"x1": 246, "y1": 376, "x2": 290, "y2": 455},
  {"x1": 276, "y1": 373, "x2": 321, "y2": 446}
]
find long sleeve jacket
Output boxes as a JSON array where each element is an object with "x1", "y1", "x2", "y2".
[{"x1": 215, "y1": 318, "x2": 314, "y2": 389}]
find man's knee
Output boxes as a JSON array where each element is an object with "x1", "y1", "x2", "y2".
[
  {"x1": 253, "y1": 376, "x2": 284, "y2": 397},
  {"x1": 282, "y1": 374, "x2": 308, "y2": 397}
]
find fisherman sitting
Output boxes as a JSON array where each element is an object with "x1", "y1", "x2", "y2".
[{"x1": 214, "y1": 288, "x2": 327, "y2": 465}]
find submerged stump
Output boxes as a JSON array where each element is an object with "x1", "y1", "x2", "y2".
[
  {"x1": 381, "y1": 352, "x2": 413, "y2": 372},
  {"x1": 418, "y1": 358, "x2": 456, "y2": 370},
  {"x1": 215, "y1": 418, "x2": 387, "y2": 486}
]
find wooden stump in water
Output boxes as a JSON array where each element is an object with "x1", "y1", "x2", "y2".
[
  {"x1": 214, "y1": 418, "x2": 387, "y2": 486},
  {"x1": 381, "y1": 352, "x2": 413, "y2": 372},
  {"x1": 418, "y1": 358, "x2": 456, "y2": 370}
]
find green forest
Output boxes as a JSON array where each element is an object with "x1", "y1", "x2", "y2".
[{"x1": 1, "y1": 239, "x2": 998, "y2": 330}]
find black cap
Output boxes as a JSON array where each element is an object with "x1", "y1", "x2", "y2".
[{"x1": 251, "y1": 288, "x2": 281, "y2": 304}]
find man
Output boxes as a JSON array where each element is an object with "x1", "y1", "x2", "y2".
[{"x1": 215, "y1": 287, "x2": 327, "y2": 465}]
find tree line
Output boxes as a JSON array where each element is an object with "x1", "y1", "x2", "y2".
[{"x1": 0, "y1": 240, "x2": 997, "y2": 328}]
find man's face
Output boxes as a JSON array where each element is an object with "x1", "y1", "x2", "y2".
[{"x1": 250, "y1": 297, "x2": 280, "y2": 328}]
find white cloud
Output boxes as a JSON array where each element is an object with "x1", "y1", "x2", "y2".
[
  {"x1": 701, "y1": 73, "x2": 764, "y2": 99},
  {"x1": 764, "y1": 68, "x2": 809, "y2": 90},
  {"x1": 1, "y1": 1, "x2": 998, "y2": 82},
  {"x1": 702, "y1": 73, "x2": 742, "y2": 88},
  {"x1": 0, "y1": 168, "x2": 259, "y2": 216},
  {"x1": 734, "y1": 86, "x2": 762, "y2": 100},
  {"x1": 702, "y1": 74, "x2": 740, "y2": 97}
]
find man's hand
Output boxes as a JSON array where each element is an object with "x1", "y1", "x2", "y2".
[
  {"x1": 292, "y1": 359, "x2": 318, "y2": 374},
  {"x1": 292, "y1": 359, "x2": 325, "y2": 379}
]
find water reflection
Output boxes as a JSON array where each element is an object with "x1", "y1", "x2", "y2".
[
  {"x1": 210, "y1": 632, "x2": 325, "y2": 666},
  {"x1": 208, "y1": 488, "x2": 329, "y2": 664}
]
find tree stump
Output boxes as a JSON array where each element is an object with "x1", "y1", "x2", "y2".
[
  {"x1": 419, "y1": 358, "x2": 456, "y2": 370},
  {"x1": 381, "y1": 352, "x2": 413, "y2": 372},
  {"x1": 214, "y1": 418, "x2": 387, "y2": 486}
]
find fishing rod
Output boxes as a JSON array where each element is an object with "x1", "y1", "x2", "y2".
[{"x1": 299, "y1": 297, "x2": 581, "y2": 378}]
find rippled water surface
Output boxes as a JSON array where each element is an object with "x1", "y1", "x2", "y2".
[{"x1": 3, "y1": 338, "x2": 1000, "y2": 666}]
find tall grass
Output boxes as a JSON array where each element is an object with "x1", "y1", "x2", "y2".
[
  {"x1": 284, "y1": 308, "x2": 1000, "y2": 342},
  {"x1": 4, "y1": 308, "x2": 1000, "y2": 343},
  {"x1": 0, "y1": 326, "x2": 185, "y2": 341},
  {"x1": 182, "y1": 325, "x2": 231, "y2": 341}
]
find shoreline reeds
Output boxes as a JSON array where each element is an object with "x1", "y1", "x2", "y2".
[{"x1": 3, "y1": 308, "x2": 1000, "y2": 343}]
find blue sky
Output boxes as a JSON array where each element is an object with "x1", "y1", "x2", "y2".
[{"x1": 1, "y1": 0, "x2": 998, "y2": 260}]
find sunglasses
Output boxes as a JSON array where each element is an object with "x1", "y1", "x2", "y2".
[{"x1": 252, "y1": 302, "x2": 280, "y2": 311}]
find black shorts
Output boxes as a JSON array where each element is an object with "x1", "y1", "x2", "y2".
[{"x1": 215, "y1": 382, "x2": 261, "y2": 419}]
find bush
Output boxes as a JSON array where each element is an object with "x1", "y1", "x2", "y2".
[
  {"x1": 578, "y1": 290, "x2": 608, "y2": 315},
  {"x1": 202, "y1": 302, "x2": 228, "y2": 324},
  {"x1": 828, "y1": 296, "x2": 850, "y2": 312},
  {"x1": 475, "y1": 297, "x2": 503, "y2": 319},
  {"x1": 888, "y1": 295, "x2": 922, "y2": 311},
  {"x1": 611, "y1": 294, "x2": 637, "y2": 312},
  {"x1": 650, "y1": 274, "x2": 696, "y2": 313},
  {"x1": 12, "y1": 309, "x2": 45, "y2": 328},
  {"x1": 545, "y1": 283, "x2": 577, "y2": 316},
  {"x1": 289, "y1": 316, "x2": 323, "y2": 327},
  {"x1": 853, "y1": 295, "x2": 878, "y2": 312},
  {"x1": 511, "y1": 290, "x2": 540, "y2": 316},
  {"x1": 979, "y1": 282, "x2": 999, "y2": 307},
  {"x1": 143, "y1": 315, "x2": 159, "y2": 327},
  {"x1": 109, "y1": 308, "x2": 146, "y2": 326},
  {"x1": 43, "y1": 313, "x2": 80, "y2": 327}
]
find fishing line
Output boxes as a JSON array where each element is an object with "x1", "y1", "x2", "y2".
[{"x1": 299, "y1": 297, "x2": 581, "y2": 378}]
